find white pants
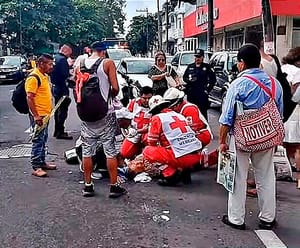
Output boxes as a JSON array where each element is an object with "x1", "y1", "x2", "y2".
[{"x1": 228, "y1": 138, "x2": 276, "y2": 225}]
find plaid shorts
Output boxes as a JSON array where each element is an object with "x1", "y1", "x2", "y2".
[{"x1": 81, "y1": 112, "x2": 119, "y2": 158}]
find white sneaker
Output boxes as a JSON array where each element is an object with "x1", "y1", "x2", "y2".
[{"x1": 91, "y1": 172, "x2": 103, "y2": 180}]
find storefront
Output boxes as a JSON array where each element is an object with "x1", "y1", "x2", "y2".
[{"x1": 183, "y1": 0, "x2": 300, "y2": 58}]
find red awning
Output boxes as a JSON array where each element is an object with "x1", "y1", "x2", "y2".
[{"x1": 271, "y1": 0, "x2": 300, "y2": 16}]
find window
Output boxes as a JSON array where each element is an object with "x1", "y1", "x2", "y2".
[
  {"x1": 292, "y1": 18, "x2": 300, "y2": 48},
  {"x1": 197, "y1": 0, "x2": 207, "y2": 7}
]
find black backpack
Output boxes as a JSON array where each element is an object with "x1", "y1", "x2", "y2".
[
  {"x1": 270, "y1": 54, "x2": 297, "y2": 122},
  {"x1": 74, "y1": 58, "x2": 108, "y2": 122},
  {"x1": 11, "y1": 74, "x2": 41, "y2": 114}
]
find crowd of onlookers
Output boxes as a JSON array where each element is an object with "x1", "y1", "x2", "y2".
[{"x1": 23, "y1": 34, "x2": 300, "y2": 230}]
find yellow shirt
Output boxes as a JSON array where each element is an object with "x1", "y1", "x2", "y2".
[{"x1": 25, "y1": 68, "x2": 52, "y2": 116}]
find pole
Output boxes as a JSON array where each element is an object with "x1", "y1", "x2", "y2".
[
  {"x1": 146, "y1": 8, "x2": 149, "y2": 55},
  {"x1": 207, "y1": 0, "x2": 214, "y2": 52},
  {"x1": 19, "y1": 0, "x2": 22, "y2": 53},
  {"x1": 157, "y1": 0, "x2": 162, "y2": 50},
  {"x1": 165, "y1": 0, "x2": 169, "y2": 54},
  {"x1": 261, "y1": 0, "x2": 274, "y2": 54}
]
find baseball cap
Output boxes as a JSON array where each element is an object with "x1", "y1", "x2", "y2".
[{"x1": 91, "y1": 41, "x2": 107, "y2": 51}]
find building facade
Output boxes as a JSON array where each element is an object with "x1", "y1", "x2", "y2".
[{"x1": 183, "y1": 0, "x2": 300, "y2": 59}]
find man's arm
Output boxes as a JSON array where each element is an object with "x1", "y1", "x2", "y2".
[
  {"x1": 219, "y1": 124, "x2": 230, "y2": 152},
  {"x1": 105, "y1": 59, "x2": 119, "y2": 97},
  {"x1": 147, "y1": 116, "x2": 161, "y2": 146},
  {"x1": 27, "y1": 93, "x2": 43, "y2": 126}
]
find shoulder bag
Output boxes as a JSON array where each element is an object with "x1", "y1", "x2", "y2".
[{"x1": 233, "y1": 75, "x2": 284, "y2": 152}]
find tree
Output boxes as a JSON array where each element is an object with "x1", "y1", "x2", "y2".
[
  {"x1": 0, "y1": 0, "x2": 126, "y2": 54},
  {"x1": 126, "y1": 14, "x2": 158, "y2": 56}
]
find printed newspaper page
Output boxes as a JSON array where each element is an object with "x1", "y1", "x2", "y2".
[{"x1": 217, "y1": 151, "x2": 236, "y2": 193}]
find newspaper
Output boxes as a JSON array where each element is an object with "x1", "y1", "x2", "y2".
[{"x1": 217, "y1": 151, "x2": 236, "y2": 193}]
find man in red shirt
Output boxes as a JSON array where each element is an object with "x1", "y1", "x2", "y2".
[
  {"x1": 163, "y1": 87, "x2": 212, "y2": 147},
  {"x1": 120, "y1": 86, "x2": 153, "y2": 159},
  {"x1": 143, "y1": 95, "x2": 202, "y2": 186}
]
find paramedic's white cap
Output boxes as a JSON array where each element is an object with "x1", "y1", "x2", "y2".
[
  {"x1": 115, "y1": 107, "x2": 134, "y2": 119},
  {"x1": 148, "y1": 95, "x2": 169, "y2": 114},
  {"x1": 163, "y1": 87, "x2": 185, "y2": 101}
]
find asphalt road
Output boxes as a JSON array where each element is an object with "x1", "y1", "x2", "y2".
[{"x1": 0, "y1": 84, "x2": 299, "y2": 248}]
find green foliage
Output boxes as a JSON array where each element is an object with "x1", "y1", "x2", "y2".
[
  {"x1": 0, "y1": 0, "x2": 126, "y2": 54},
  {"x1": 126, "y1": 14, "x2": 158, "y2": 55}
]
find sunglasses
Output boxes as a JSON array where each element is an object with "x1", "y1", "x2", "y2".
[{"x1": 157, "y1": 59, "x2": 165, "y2": 62}]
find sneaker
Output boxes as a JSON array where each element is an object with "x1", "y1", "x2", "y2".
[
  {"x1": 109, "y1": 185, "x2": 127, "y2": 198},
  {"x1": 32, "y1": 168, "x2": 47, "y2": 177},
  {"x1": 82, "y1": 183, "x2": 95, "y2": 197},
  {"x1": 91, "y1": 171, "x2": 103, "y2": 180}
]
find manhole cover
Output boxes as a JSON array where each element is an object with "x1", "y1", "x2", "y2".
[{"x1": 0, "y1": 144, "x2": 32, "y2": 158}]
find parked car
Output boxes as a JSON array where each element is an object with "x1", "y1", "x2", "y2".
[
  {"x1": 208, "y1": 51, "x2": 238, "y2": 106},
  {"x1": 0, "y1": 55, "x2": 27, "y2": 84},
  {"x1": 170, "y1": 50, "x2": 212, "y2": 81},
  {"x1": 106, "y1": 48, "x2": 132, "y2": 66},
  {"x1": 116, "y1": 57, "x2": 155, "y2": 106}
]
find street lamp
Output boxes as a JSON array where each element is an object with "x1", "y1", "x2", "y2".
[{"x1": 136, "y1": 7, "x2": 149, "y2": 55}]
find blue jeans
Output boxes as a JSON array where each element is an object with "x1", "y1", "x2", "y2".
[{"x1": 31, "y1": 123, "x2": 48, "y2": 170}]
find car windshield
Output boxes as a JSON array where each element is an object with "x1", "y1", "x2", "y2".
[
  {"x1": 0, "y1": 56, "x2": 22, "y2": 66},
  {"x1": 107, "y1": 49, "x2": 132, "y2": 61},
  {"x1": 180, "y1": 53, "x2": 194, "y2": 65},
  {"x1": 126, "y1": 60, "x2": 154, "y2": 74}
]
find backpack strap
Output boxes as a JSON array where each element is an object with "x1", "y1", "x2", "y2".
[
  {"x1": 27, "y1": 73, "x2": 41, "y2": 87},
  {"x1": 243, "y1": 75, "x2": 276, "y2": 99},
  {"x1": 90, "y1": 58, "x2": 104, "y2": 74}
]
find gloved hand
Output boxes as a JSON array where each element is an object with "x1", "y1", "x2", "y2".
[{"x1": 127, "y1": 128, "x2": 138, "y2": 138}]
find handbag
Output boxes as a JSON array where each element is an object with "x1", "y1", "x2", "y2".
[
  {"x1": 233, "y1": 75, "x2": 284, "y2": 152},
  {"x1": 165, "y1": 65, "x2": 177, "y2": 87}
]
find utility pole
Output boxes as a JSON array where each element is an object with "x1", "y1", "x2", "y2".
[
  {"x1": 261, "y1": 0, "x2": 274, "y2": 54},
  {"x1": 136, "y1": 8, "x2": 149, "y2": 55},
  {"x1": 165, "y1": 0, "x2": 169, "y2": 54},
  {"x1": 207, "y1": 0, "x2": 214, "y2": 52},
  {"x1": 19, "y1": 0, "x2": 23, "y2": 53},
  {"x1": 157, "y1": 0, "x2": 162, "y2": 50}
]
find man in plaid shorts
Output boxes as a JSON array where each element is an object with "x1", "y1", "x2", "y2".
[{"x1": 79, "y1": 41, "x2": 127, "y2": 198}]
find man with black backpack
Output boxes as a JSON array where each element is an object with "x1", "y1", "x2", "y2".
[
  {"x1": 25, "y1": 54, "x2": 56, "y2": 177},
  {"x1": 75, "y1": 41, "x2": 127, "y2": 198}
]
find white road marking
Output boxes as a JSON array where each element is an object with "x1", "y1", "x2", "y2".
[{"x1": 255, "y1": 230, "x2": 287, "y2": 248}]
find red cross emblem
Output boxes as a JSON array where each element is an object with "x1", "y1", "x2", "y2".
[
  {"x1": 134, "y1": 111, "x2": 146, "y2": 129},
  {"x1": 153, "y1": 98, "x2": 159, "y2": 104},
  {"x1": 169, "y1": 116, "x2": 188, "y2": 133}
]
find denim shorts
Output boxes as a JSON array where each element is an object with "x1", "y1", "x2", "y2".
[{"x1": 81, "y1": 112, "x2": 118, "y2": 158}]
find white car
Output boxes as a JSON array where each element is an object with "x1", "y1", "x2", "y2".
[
  {"x1": 106, "y1": 48, "x2": 132, "y2": 66},
  {"x1": 170, "y1": 50, "x2": 212, "y2": 81},
  {"x1": 116, "y1": 57, "x2": 155, "y2": 106}
]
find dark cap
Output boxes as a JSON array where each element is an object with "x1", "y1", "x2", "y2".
[
  {"x1": 91, "y1": 41, "x2": 107, "y2": 51},
  {"x1": 194, "y1": 48, "x2": 204, "y2": 57}
]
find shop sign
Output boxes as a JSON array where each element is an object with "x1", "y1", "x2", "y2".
[{"x1": 196, "y1": 7, "x2": 219, "y2": 27}]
